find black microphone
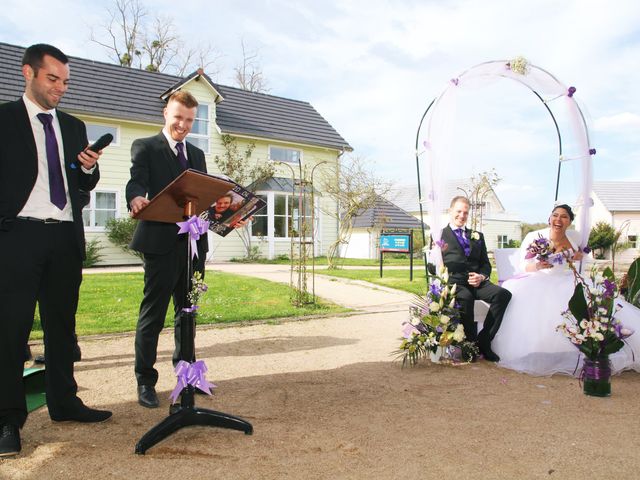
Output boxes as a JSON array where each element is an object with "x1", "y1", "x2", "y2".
[
  {"x1": 71, "y1": 133, "x2": 114, "y2": 170},
  {"x1": 87, "y1": 133, "x2": 114, "y2": 152}
]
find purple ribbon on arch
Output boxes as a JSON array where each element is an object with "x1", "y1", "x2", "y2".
[
  {"x1": 177, "y1": 215, "x2": 210, "y2": 259},
  {"x1": 169, "y1": 360, "x2": 217, "y2": 404}
]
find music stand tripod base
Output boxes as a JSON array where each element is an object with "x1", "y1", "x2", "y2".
[{"x1": 133, "y1": 179, "x2": 254, "y2": 454}]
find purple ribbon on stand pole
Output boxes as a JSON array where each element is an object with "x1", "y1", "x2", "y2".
[
  {"x1": 169, "y1": 360, "x2": 217, "y2": 404},
  {"x1": 176, "y1": 215, "x2": 210, "y2": 259}
]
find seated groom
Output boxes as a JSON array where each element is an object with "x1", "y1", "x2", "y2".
[{"x1": 439, "y1": 196, "x2": 511, "y2": 361}]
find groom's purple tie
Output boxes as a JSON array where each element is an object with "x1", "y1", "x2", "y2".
[
  {"x1": 453, "y1": 228, "x2": 471, "y2": 256},
  {"x1": 36, "y1": 113, "x2": 67, "y2": 210},
  {"x1": 176, "y1": 142, "x2": 188, "y2": 170}
]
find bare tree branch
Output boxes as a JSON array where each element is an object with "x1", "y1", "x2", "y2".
[{"x1": 233, "y1": 39, "x2": 269, "y2": 93}]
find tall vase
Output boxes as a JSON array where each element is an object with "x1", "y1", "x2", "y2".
[
  {"x1": 582, "y1": 356, "x2": 612, "y2": 397},
  {"x1": 429, "y1": 346, "x2": 444, "y2": 363}
]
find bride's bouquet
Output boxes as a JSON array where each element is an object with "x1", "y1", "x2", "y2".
[
  {"x1": 396, "y1": 266, "x2": 476, "y2": 366},
  {"x1": 525, "y1": 234, "x2": 564, "y2": 266}
]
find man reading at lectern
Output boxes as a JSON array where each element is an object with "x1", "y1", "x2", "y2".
[{"x1": 126, "y1": 90, "x2": 209, "y2": 409}]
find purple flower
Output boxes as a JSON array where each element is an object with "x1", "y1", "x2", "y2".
[
  {"x1": 582, "y1": 246, "x2": 592, "y2": 254},
  {"x1": 450, "y1": 78, "x2": 459, "y2": 86},
  {"x1": 567, "y1": 86, "x2": 576, "y2": 97},
  {"x1": 435, "y1": 239, "x2": 446, "y2": 249},
  {"x1": 589, "y1": 148, "x2": 597, "y2": 155},
  {"x1": 602, "y1": 279, "x2": 616, "y2": 299},
  {"x1": 429, "y1": 283, "x2": 443, "y2": 297}
]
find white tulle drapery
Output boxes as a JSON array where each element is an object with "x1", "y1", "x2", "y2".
[{"x1": 418, "y1": 60, "x2": 594, "y2": 266}]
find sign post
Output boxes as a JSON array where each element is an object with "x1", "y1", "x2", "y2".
[{"x1": 379, "y1": 231, "x2": 413, "y2": 281}]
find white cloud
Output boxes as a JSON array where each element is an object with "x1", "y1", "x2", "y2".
[{"x1": 593, "y1": 112, "x2": 640, "y2": 132}]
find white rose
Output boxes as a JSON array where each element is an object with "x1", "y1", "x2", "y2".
[
  {"x1": 429, "y1": 302, "x2": 441, "y2": 312},
  {"x1": 439, "y1": 315, "x2": 450, "y2": 325},
  {"x1": 453, "y1": 324, "x2": 465, "y2": 342}
]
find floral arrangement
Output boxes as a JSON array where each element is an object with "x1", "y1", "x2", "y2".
[
  {"x1": 470, "y1": 231, "x2": 480, "y2": 241},
  {"x1": 396, "y1": 267, "x2": 476, "y2": 366},
  {"x1": 183, "y1": 270, "x2": 208, "y2": 313},
  {"x1": 524, "y1": 233, "x2": 567, "y2": 266},
  {"x1": 556, "y1": 263, "x2": 634, "y2": 360},
  {"x1": 507, "y1": 56, "x2": 530, "y2": 75}
]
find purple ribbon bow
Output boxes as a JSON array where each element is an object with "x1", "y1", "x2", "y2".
[
  {"x1": 177, "y1": 215, "x2": 210, "y2": 258},
  {"x1": 169, "y1": 360, "x2": 217, "y2": 404}
]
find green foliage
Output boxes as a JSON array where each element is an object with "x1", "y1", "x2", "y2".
[
  {"x1": 105, "y1": 217, "x2": 143, "y2": 259},
  {"x1": 623, "y1": 257, "x2": 640, "y2": 307},
  {"x1": 506, "y1": 239, "x2": 521, "y2": 248},
  {"x1": 589, "y1": 222, "x2": 617, "y2": 258},
  {"x1": 213, "y1": 134, "x2": 274, "y2": 187},
  {"x1": 29, "y1": 270, "x2": 347, "y2": 339},
  {"x1": 83, "y1": 239, "x2": 105, "y2": 268}
]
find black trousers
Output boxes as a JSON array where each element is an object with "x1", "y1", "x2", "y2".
[
  {"x1": 454, "y1": 280, "x2": 512, "y2": 343},
  {"x1": 0, "y1": 219, "x2": 83, "y2": 427},
  {"x1": 134, "y1": 236, "x2": 205, "y2": 387}
]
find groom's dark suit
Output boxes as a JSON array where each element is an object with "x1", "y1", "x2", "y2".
[
  {"x1": 126, "y1": 132, "x2": 208, "y2": 387},
  {"x1": 0, "y1": 98, "x2": 100, "y2": 427},
  {"x1": 441, "y1": 225, "x2": 511, "y2": 350}
]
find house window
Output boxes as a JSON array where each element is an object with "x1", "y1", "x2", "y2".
[
  {"x1": 83, "y1": 191, "x2": 118, "y2": 230},
  {"x1": 186, "y1": 104, "x2": 210, "y2": 153},
  {"x1": 497, "y1": 235, "x2": 508, "y2": 249},
  {"x1": 86, "y1": 123, "x2": 119, "y2": 146},
  {"x1": 253, "y1": 192, "x2": 313, "y2": 239},
  {"x1": 251, "y1": 195, "x2": 268, "y2": 237},
  {"x1": 269, "y1": 146, "x2": 301, "y2": 164},
  {"x1": 629, "y1": 235, "x2": 638, "y2": 249}
]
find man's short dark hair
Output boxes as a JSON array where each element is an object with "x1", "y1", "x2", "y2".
[{"x1": 22, "y1": 44, "x2": 69, "y2": 75}]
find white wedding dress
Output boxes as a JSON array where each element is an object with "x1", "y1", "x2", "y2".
[{"x1": 492, "y1": 228, "x2": 640, "y2": 377}]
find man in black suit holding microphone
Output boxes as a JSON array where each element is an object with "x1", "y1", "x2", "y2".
[
  {"x1": 440, "y1": 196, "x2": 511, "y2": 361},
  {"x1": 126, "y1": 90, "x2": 209, "y2": 409},
  {"x1": 0, "y1": 44, "x2": 111, "y2": 457}
]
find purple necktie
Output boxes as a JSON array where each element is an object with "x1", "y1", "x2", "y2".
[
  {"x1": 176, "y1": 142, "x2": 188, "y2": 170},
  {"x1": 454, "y1": 228, "x2": 471, "y2": 256},
  {"x1": 36, "y1": 113, "x2": 67, "y2": 210}
]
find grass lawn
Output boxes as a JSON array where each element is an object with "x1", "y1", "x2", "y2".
[
  {"x1": 318, "y1": 268, "x2": 499, "y2": 295},
  {"x1": 30, "y1": 270, "x2": 348, "y2": 340}
]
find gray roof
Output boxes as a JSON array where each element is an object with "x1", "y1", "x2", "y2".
[
  {"x1": 352, "y1": 196, "x2": 425, "y2": 229},
  {"x1": 0, "y1": 42, "x2": 352, "y2": 152},
  {"x1": 593, "y1": 181, "x2": 640, "y2": 211},
  {"x1": 385, "y1": 179, "x2": 505, "y2": 213}
]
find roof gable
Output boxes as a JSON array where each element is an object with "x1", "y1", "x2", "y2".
[
  {"x1": 592, "y1": 181, "x2": 640, "y2": 211},
  {"x1": 352, "y1": 196, "x2": 424, "y2": 229},
  {"x1": 0, "y1": 42, "x2": 352, "y2": 151}
]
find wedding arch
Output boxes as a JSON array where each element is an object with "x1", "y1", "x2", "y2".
[{"x1": 415, "y1": 57, "x2": 595, "y2": 268}]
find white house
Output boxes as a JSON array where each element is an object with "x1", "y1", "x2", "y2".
[{"x1": 591, "y1": 181, "x2": 640, "y2": 263}]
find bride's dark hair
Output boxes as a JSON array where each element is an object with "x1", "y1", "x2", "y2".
[{"x1": 551, "y1": 204, "x2": 575, "y2": 222}]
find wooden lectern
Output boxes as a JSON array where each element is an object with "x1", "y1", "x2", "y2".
[{"x1": 133, "y1": 169, "x2": 253, "y2": 454}]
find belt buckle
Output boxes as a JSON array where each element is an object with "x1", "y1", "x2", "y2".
[{"x1": 43, "y1": 218, "x2": 61, "y2": 224}]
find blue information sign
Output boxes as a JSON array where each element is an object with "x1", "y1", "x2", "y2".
[{"x1": 379, "y1": 234, "x2": 410, "y2": 253}]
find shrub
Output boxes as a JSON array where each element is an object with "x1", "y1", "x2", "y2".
[
  {"x1": 105, "y1": 217, "x2": 143, "y2": 259},
  {"x1": 83, "y1": 238, "x2": 104, "y2": 268}
]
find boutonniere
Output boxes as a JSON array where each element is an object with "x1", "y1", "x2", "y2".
[{"x1": 470, "y1": 231, "x2": 480, "y2": 241}]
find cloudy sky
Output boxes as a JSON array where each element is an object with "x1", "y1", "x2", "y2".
[{"x1": 2, "y1": 0, "x2": 639, "y2": 221}]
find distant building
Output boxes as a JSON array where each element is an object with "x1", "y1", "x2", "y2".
[
  {"x1": 341, "y1": 196, "x2": 424, "y2": 259},
  {"x1": 591, "y1": 181, "x2": 640, "y2": 263},
  {"x1": 385, "y1": 180, "x2": 521, "y2": 251},
  {"x1": 0, "y1": 42, "x2": 352, "y2": 264}
]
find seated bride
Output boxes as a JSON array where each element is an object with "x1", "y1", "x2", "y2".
[{"x1": 492, "y1": 204, "x2": 640, "y2": 376}]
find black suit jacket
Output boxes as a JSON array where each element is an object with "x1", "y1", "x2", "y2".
[
  {"x1": 441, "y1": 225, "x2": 491, "y2": 286},
  {"x1": 0, "y1": 99, "x2": 99, "y2": 258},
  {"x1": 126, "y1": 132, "x2": 208, "y2": 256}
]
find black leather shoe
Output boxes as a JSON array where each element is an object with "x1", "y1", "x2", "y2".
[
  {"x1": 50, "y1": 406, "x2": 112, "y2": 423},
  {"x1": 480, "y1": 345, "x2": 500, "y2": 362},
  {"x1": 0, "y1": 424, "x2": 21, "y2": 457},
  {"x1": 137, "y1": 385, "x2": 159, "y2": 408}
]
